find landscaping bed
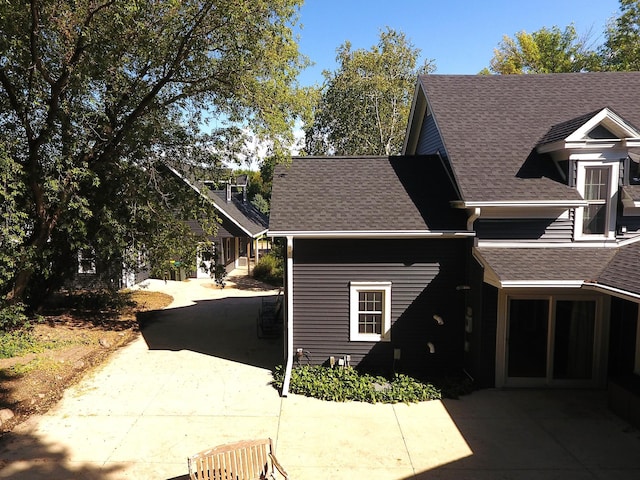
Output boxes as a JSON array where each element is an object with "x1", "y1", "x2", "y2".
[{"x1": 0, "y1": 290, "x2": 172, "y2": 435}]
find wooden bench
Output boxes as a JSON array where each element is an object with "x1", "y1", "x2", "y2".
[{"x1": 188, "y1": 438, "x2": 288, "y2": 480}]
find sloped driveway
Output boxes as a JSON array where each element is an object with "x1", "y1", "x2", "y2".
[{"x1": 1, "y1": 276, "x2": 639, "y2": 479}]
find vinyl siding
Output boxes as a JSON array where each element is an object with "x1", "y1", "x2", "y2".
[
  {"x1": 475, "y1": 212, "x2": 574, "y2": 243},
  {"x1": 292, "y1": 238, "x2": 468, "y2": 377},
  {"x1": 416, "y1": 113, "x2": 445, "y2": 156}
]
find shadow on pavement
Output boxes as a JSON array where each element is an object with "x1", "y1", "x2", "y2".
[
  {"x1": 138, "y1": 295, "x2": 282, "y2": 371},
  {"x1": 0, "y1": 433, "x2": 124, "y2": 479},
  {"x1": 403, "y1": 389, "x2": 640, "y2": 479}
]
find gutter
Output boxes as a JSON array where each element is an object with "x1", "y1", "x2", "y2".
[
  {"x1": 583, "y1": 282, "x2": 640, "y2": 302},
  {"x1": 267, "y1": 230, "x2": 475, "y2": 238},
  {"x1": 281, "y1": 236, "x2": 294, "y2": 397},
  {"x1": 467, "y1": 207, "x2": 481, "y2": 231}
]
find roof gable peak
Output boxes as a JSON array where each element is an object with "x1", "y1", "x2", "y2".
[{"x1": 538, "y1": 107, "x2": 640, "y2": 154}]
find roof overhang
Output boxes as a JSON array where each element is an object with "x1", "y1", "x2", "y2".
[
  {"x1": 452, "y1": 200, "x2": 588, "y2": 208},
  {"x1": 583, "y1": 282, "x2": 640, "y2": 303},
  {"x1": 402, "y1": 80, "x2": 427, "y2": 155},
  {"x1": 166, "y1": 165, "x2": 264, "y2": 238},
  {"x1": 267, "y1": 230, "x2": 475, "y2": 239}
]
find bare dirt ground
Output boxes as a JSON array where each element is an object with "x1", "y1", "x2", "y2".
[{"x1": 0, "y1": 290, "x2": 173, "y2": 435}]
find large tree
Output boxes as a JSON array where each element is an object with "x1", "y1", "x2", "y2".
[
  {"x1": 305, "y1": 28, "x2": 435, "y2": 156},
  {"x1": 600, "y1": 0, "x2": 640, "y2": 71},
  {"x1": 0, "y1": 0, "x2": 308, "y2": 309},
  {"x1": 486, "y1": 25, "x2": 599, "y2": 74}
]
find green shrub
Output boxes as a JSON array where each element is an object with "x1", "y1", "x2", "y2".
[
  {"x1": 272, "y1": 365, "x2": 441, "y2": 404},
  {"x1": 0, "y1": 302, "x2": 30, "y2": 332},
  {"x1": 253, "y1": 253, "x2": 283, "y2": 286}
]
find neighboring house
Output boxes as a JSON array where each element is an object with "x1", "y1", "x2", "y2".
[
  {"x1": 174, "y1": 170, "x2": 269, "y2": 277},
  {"x1": 270, "y1": 72, "x2": 640, "y2": 407}
]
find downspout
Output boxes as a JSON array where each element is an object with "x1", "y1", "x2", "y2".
[
  {"x1": 467, "y1": 207, "x2": 481, "y2": 231},
  {"x1": 281, "y1": 236, "x2": 294, "y2": 396}
]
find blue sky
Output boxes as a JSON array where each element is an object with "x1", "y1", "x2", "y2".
[{"x1": 295, "y1": 0, "x2": 622, "y2": 86}]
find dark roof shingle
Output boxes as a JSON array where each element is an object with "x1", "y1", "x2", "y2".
[
  {"x1": 596, "y1": 241, "x2": 640, "y2": 296},
  {"x1": 269, "y1": 155, "x2": 467, "y2": 233},
  {"x1": 420, "y1": 72, "x2": 640, "y2": 202},
  {"x1": 476, "y1": 247, "x2": 616, "y2": 283}
]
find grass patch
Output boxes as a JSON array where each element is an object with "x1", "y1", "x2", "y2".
[
  {"x1": 0, "y1": 357, "x2": 61, "y2": 378},
  {"x1": 0, "y1": 330, "x2": 41, "y2": 358},
  {"x1": 272, "y1": 365, "x2": 441, "y2": 404},
  {"x1": 0, "y1": 329, "x2": 90, "y2": 359}
]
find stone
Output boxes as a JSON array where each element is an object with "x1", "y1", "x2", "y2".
[
  {"x1": 0, "y1": 408, "x2": 15, "y2": 425},
  {"x1": 99, "y1": 338, "x2": 111, "y2": 348}
]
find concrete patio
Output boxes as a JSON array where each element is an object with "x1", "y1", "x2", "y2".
[{"x1": 1, "y1": 275, "x2": 639, "y2": 479}]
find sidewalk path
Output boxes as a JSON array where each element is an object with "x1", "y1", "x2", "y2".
[{"x1": 1, "y1": 274, "x2": 640, "y2": 479}]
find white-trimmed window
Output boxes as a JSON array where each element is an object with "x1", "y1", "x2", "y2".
[
  {"x1": 575, "y1": 159, "x2": 619, "y2": 240},
  {"x1": 349, "y1": 281, "x2": 391, "y2": 342},
  {"x1": 77, "y1": 249, "x2": 96, "y2": 274}
]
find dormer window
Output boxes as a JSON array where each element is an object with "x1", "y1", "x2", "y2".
[
  {"x1": 582, "y1": 167, "x2": 610, "y2": 235},
  {"x1": 575, "y1": 160, "x2": 619, "y2": 240}
]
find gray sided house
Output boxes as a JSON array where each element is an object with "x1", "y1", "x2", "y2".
[
  {"x1": 270, "y1": 72, "x2": 640, "y2": 415},
  {"x1": 170, "y1": 169, "x2": 268, "y2": 277},
  {"x1": 269, "y1": 155, "x2": 473, "y2": 392}
]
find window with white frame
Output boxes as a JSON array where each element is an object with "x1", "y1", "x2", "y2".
[
  {"x1": 582, "y1": 166, "x2": 610, "y2": 235},
  {"x1": 575, "y1": 160, "x2": 619, "y2": 240},
  {"x1": 349, "y1": 281, "x2": 391, "y2": 342}
]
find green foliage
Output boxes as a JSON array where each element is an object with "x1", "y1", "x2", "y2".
[
  {"x1": 488, "y1": 25, "x2": 599, "y2": 74},
  {"x1": 0, "y1": 0, "x2": 310, "y2": 312},
  {"x1": 486, "y1": 1, "x2": 640, "y2": 74},
  {"x1": 253, "y1": 252, "x2": 283, "y2": 286},
  {"x1": 251, "y1": 193, "x2": 270, "y2": 214},
  {"x1": 213, "y1": 264, "x2": 228, "y2": 288},
  {"x1": 305, "y1": 28, "x2": 435, "y2": 156},
  {"x1": 601, "y1": 0, "x2": 640, "y2": 71},
  {"x1": 0, "y1": 331, "x2": 38, "y2": 359},
  {"x1": 0, "y1": 303, "x2": 30, "y2": 332},
  {"x1": 272, "y1": 365, "x2": 442, "y2": 404}
]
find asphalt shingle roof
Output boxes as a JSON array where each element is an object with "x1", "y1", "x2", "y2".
[
  {"x1": 269, "y1": 155, "x2": 467, "y2": 233},
  {"x1": 420, "y1": 72, "x2": 640, "y2": 203},
  {"x1": 203, "y1": 189, "x2": 268, "y2": 237},
  {"x1": 596, "y1": 241, "x2": 640, "y2": 296},
  {"x1": 476, "y1": 247, "x2": 617, "y2": 283}
]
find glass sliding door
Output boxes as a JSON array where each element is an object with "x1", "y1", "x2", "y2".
[
  {"x1": 553, "y1": 300, "x2": 596, "y2": 380},
  {"x1": 508, "y1": 299, "x2": 549, "y2": 378},
  {"x1": 504, "y1": 295, "x2": 602, "y2": 387}
]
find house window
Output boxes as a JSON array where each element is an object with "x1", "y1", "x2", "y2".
[
  {"x1": 575, "y1": 160, "x2": 618, "y2": 240},
  {"x1": 77, "y1": 249, "x2": 96, "y2": 274},
  {"x1": 349, "y1": 282, "x2": 391, "y2": 342},
  {"x1": 582, "y1": 167, "x2": 610, "y2": 235}
]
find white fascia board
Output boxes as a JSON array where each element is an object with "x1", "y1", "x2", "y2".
[
  {"x1": 166, "y1": 165, "x2": 259, "y2": 238},
  {"x1": 569, "y1": 108, "x2": 640, "y2": 140},
  {"x1": 617, "y1": 236, "x2": 640, "y2": 247},
  {"x1": 266, "y1": 230, "x2": 475, "y2": 239},
  {"x1": 583, "y1": 282, "x2": 640, "y2": 303},
  {"x1": 452, "y1": 200, "x2": 588, "y2": 208},
  {"x1": 206, "y1": 200, "x2": 257, "y2": 238},
  {"x1": 501, "y1": 280, "x2": 585, "y2": 288},
  {"x1": 402, "y1": 82, "x2": 425, "y2": 155},
  {"x1": 477, "y1": 240, "x2": 620, "y2": 248}
]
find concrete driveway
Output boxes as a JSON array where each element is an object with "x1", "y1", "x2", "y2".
[{"x1": 1, "y1": 276, "x2": 640, "y2": 479}]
